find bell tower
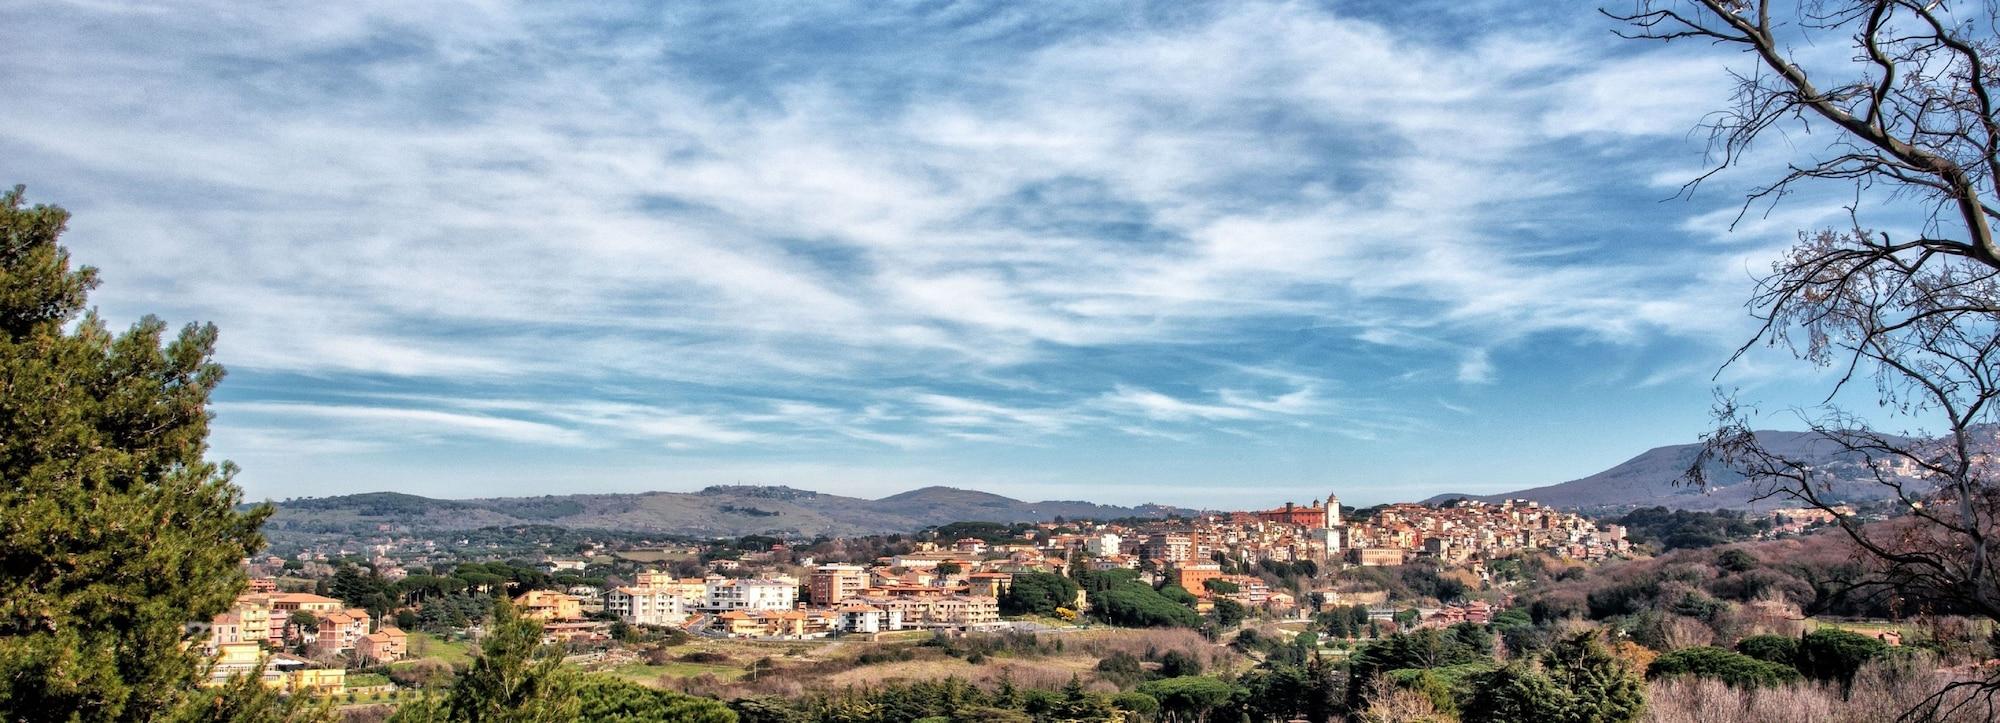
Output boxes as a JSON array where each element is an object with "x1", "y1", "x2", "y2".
[{"x1": 1324, "y1": 492, "x2": 1341, "y2": 528}]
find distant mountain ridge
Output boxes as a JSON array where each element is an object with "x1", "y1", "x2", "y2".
[
  {"x1": 1425, "y1": 429, "x2": 1934, "y2": 512},
  {"x1": 261, "y1": 484, "x2": 1190, "y2": 544}
]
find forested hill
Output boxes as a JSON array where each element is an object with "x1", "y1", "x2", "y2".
[
  {"x1": 1426, "y1": 430, "x2": 1938, "y2": 512},
  {"x1": 259, "y1": 485, "x2": 1189, "y2": 543}
]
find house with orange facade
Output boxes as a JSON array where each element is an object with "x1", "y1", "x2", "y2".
[
  {"x1": 514, "y1": 590, "x2": 584, "y2": 621},
  {"x1": 356, "y1": 626, "x2": 407, "y2": 663}
]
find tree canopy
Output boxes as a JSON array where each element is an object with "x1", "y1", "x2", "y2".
[{"x1": 0, "y1": 186, "x2": 276, "y2": 720}]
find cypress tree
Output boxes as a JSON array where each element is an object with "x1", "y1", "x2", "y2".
[{"x1": 0, "y1": 185, "x2": 273, "y2": 720}]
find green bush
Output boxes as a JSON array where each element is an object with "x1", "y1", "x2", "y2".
[
  {"x1": 1463, "y1": 634, "x2": 1644, "y2": 723},
  {"x1": 1110, "y1": 691, "x2": 1158, "y2": 716},
  {"x1": 1648, "y1": 646, "x2": 1800, "y2": 687},
  {"x1": 1137, "y1": 676, "x2": 1235, "y2": 721},
  {"x1": 1795, "y1": 628, "x2": 1888, "y2": 686},
  {"x1": 998, "y1": 572, "x2": 1079, "y2": 617},
  {"x1": 1734, "y1": 634, "x2": 1798, "y2": 664}
]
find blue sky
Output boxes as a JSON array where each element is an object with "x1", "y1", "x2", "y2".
[{"x1": 3, "y1": 1, "x2": 1887, "y2": 507}]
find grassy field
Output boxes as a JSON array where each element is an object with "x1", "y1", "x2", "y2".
[
  {"x1": 345, "y1": 672, "x2": 390, "y2": 688},
  {"x1": 614, "y1": 549, "x2": 696, "y2": 564},
  {"x1": 600, "y1": 661, "x2": 746, "y2": 686},
  {"x1": 1805, "y1": 618, "x2": 1918, "y2": 637},
  {"x1": 404, "y1": 631, "x2": 476, "y2": 666}
]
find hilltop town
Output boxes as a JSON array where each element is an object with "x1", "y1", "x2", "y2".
[{"x1": 194, "y1": 491, "x2": 1643, "y2": 696}]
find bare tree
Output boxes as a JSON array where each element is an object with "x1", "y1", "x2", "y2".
[{"x1": 1608, "y1": 1, "x2": 2000, "y2": 718}]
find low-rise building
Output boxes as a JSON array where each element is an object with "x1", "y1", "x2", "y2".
[
  {"x1": 1175, "y1": 563, "x2": 1222, "y2": 593},
  {"x1": 1348, "y1": 547, "x2": 1406, "y2": 567},
  {"x1": 832, "y1": 602, "x2": 905, "y2": 633},
  {"x1": 308, "y1": 608, "x2": 370, "y2": 657},
  {"x1": 269, "y1": 592, "x2": 344, "y2": 613},
  {"x1": 356, "y1": 627, "x2": 407, "y2": 663},
  {"x1": 705, "y1": 577, "x2": 797, "y2": 611},
  {"x1": 605, "y1": 586, "x2": 688, "y2": 626},
  {"x1": 514, "y1": 590, "x2": 584, "y2": 621}
]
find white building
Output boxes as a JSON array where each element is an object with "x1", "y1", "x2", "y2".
[
  {"x1": 833, "y1": 602, "x2": 904, "y2": 634},
  {"x1": 605, "y1": 587, "x2": 688, "y2": 626},
  {"x1": 1085, "y1": 533, "x2": 1122, "y2": 557},
  {"x1": 704, "y1": 577, "x2": 797, "y2": 611},
  {"x1": 1316, "y1": 527, "x2": 1343, "y2": 554}
]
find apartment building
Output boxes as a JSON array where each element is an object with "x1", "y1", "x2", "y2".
[
  {"x1": 808, "y1": 564, "x2": 869, "y2": 606},
  {"x1": 704, "y1": 577, "x2": 797, "y2": 611},
  {"x1": 1144, "y1": 532, "x2": 1194, "y2": 564},
  {"x1": 514, "y1": 590, "x2": 584, "y2": 621},
  {"x1": 605, "y1": 586, "x2": 689, "y2": 626}
]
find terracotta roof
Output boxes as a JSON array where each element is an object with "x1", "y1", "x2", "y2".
[{"x1": 271, "y1": 592, "x2": 341, "y2": 604}]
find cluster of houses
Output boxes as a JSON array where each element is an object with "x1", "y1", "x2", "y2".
[
  {"x1": 1413, "y1": 600, "x2": 1498, "y2": 629},
  {"x1": 199, "y1": 580, "x2": 406, "y2": 693},
  {"x1": 1764, "y1": 505, "x2": 1852, "y2": 535},
  {"x1": 594, "y1": 568, "x2": 1004, "y2": 639},
  {"x1": 567, "y1": 493, "x2": 1606, "y2": 639},
  {"x1": 1107, "y1": 495, "x2": 1629, "y2": 570},
  {"x1": 1343, "y1": 500, "x2": 1630, "y2": 563}
]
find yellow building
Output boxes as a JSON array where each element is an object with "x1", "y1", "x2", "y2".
[
  {"x1": 225, "y1": 594, "x2": 273, "y2": 643},
  {"x1": 202, "y1": 641, "x2": 265, "y2": 686},
  {"x1": 715, "y1": 610, "x2": 763, "y2": 637},
  {"x1": 280, "y1": 667, "x2": 346, "y2": 695},
  {"x1": 269, "y1": 592, "x2": 344, "y2": 613},
  {"x1": 202, "y1": 645, "x2": 346, "y2": 696},
  {"x1": 514, "y1": 590, "x2": 583, "y2": 621}
]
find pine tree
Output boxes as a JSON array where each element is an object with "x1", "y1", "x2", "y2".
[
  {"x1": 1540, "y1": 632, "x2": 1645, "y2": 723},
  {"x1": 0, "y1": 185, "x2": 274, "y2": 720},
  {"x1": 391, "y1": 601, "x2": 579, "y2": 722}
]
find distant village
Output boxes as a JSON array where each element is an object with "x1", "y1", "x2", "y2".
[{"x1": 193, "y1": 491, "x2": 1666, "y2": 691}]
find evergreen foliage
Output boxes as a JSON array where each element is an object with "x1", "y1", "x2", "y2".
[
  {"x1": 1732, "y1": 634, "x2": 1799, "y2": 666},
  {"x1": 167, "y1": 664, "x2": 334, "y2": 723},
  {"x1": 390, "y1": 601, "x2": 579, "y2": 722},
  {"x1": 1074, "y1": 569, "x2": 1201, "y2": 628},
  {"x1": 1136, "y1": 676, "x2": 1235, "y2": 722},
  {"x1": 1460, "y1": 633, "x2": 1644, "y2": 723},
  {"x1": 1793, "y1": 627, "x2": 1888, "y2": 688},
  {"x1": 1345, "y1": 627, "x2": 1493, "y2": 707},
  {"x1": 997, "y1": 572, "x2": 1078, "y2": 617},
  {"x1": 571, "y1": 675, "x2": 735, "y2": 722},
  {"x1": 0, "y1": 186, "x2": 282, "y2": 720},
  {"x1": 1646, "y1": 646, "x2": 1801, "y2": 688}
]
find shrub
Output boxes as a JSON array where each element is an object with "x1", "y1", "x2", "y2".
[
  {"x1": 574, "y1": 676, "x2": 734, "y2": 722},
  {"x1": 1136, "y1": 677, "x2": 1235, "y2": 721},
  {"x1": 1733, "y1": 635, "x2": 1797, "y2": 665},
  {"x1": 386, "y1": 659, "x2": 454, "y2": 689},
  {"x1": 1095, "y1": 652, "x2": 1144, "y2": 686},
  {"x1": 1463, "y1": 664, "x2": 1572, "y2": 723},
  {"x1": 1794, "y1": 628, "x2": 1888, "y2": 686},
  {"x1": 1156, "y1": 649, "x2": 1203, "y2": 678},
  {"x1": 1648, "y1": 646, "x2": 1800, "y2": 688},
  {"x1": 1110, "y1": 691, "x2": 1159, "y2": 716}
]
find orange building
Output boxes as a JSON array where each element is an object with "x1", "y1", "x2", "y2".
[
  {"x1": 356, "y1": 626, "x2": 407, "y2": 663},
  {"x1": 1253, "y1": 497, "x2": 1337, "y2": 528},
  {"x1": 1175, "y1": 563, "x2": 1223, "y2": 593},
  {"x1": 514, "y1": 590, "x2": 583, "y2": 621}
]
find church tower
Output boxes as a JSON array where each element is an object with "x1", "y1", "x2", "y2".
[{"x1": 1324, "y1": 492, "x2": 1341, "y2": 528}]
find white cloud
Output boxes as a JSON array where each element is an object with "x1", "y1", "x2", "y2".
[
  {"x1": 3, "y1": 1, "x2": 1792, "y2": 480},
  {"x1": 1457, "y1": 349, "x2": 1495, "y2": 385},
  {"x1": 214, "y1": 401, "x2": 592, "y2": 447}
]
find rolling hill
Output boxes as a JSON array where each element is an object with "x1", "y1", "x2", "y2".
[
  {"x1": 259, "y1": 484, "x2": 1190, "y2": 544},
  {"x1": 1425, "y1": 430, "x2": 1932, "y2": 512}
]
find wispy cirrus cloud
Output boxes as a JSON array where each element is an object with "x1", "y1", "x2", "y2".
[{"x1": 2, "y1": 1, "x2": 1834, "y2": 502}]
